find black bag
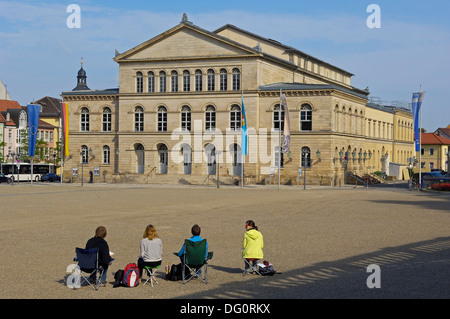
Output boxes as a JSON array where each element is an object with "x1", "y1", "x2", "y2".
[
  {"x1": 169, "y1": 263, "x2": 183, "y2": 281},
  {"x1": 113, "y1": 269, "x2": 124, "y2": 288}
]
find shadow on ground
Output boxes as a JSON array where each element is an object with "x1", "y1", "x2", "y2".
[{"x1": 176, "y1": 236, "x2": 450, "y2": 299}]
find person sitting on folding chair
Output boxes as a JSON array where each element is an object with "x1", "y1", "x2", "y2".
[
  {"x1": 85, "y1": 226, "x2": 113, "y2": 283},
  {"x1": 137, "y1": 224, "x2": 162, "y2": 285},
  {"x1": 176, "y1": 224, "x2": 212, "y2": 284},
  {"x1": 242, "y1": 220, "x2": 264, "y2": 275},
  {"x1": 177, "y1": 224, "x2": 209, "y2": 262}
]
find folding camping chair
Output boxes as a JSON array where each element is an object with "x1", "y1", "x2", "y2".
[
  {"x1": 142, "y1": 264, "x2": 160, "y2": 287},
  {"x1": 180, "y1": 239, "x2": 213, "y2": 284},
  {"x1": 243, "y1": 258, "x2": 261, "y2": 276},
  {"x1": 74, "y1": 247, "x2": 105, "y2": 290}
]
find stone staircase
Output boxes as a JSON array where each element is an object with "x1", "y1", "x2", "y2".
[{"x1": 111, "y1": 172, "x2": 240, "y2": 186}]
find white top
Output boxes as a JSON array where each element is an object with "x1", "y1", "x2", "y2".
[{"x1": 140, "y1": 237, "x2": 163, "y2": 262}]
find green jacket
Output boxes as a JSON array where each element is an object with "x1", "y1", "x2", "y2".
[{"x1": 242, "y1": 228, "x2": 264, "y2": 259}]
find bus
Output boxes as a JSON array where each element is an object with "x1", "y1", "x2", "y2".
[{"x1": 0, "y1": 163, "x2": 55, "y2": 182}]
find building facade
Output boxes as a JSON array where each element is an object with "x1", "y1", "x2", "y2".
[
  {"x1": 417, "y1": 133, "x2": 450, "y2": 172},
  {"x1": 61, "y1": 16, "x2": 414, "y2": 185}
]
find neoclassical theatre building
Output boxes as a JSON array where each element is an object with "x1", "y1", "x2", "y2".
[{"x1": 61, "y1": 15, "x2": 414, "y2": 185}]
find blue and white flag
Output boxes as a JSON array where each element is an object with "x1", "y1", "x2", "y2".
[
  {"x1": 411, "y1": 92, "x2": 425, "y2": 152},
  {"x1": 27, "y1": 104, "x2": 40, "y2": 156},
  {"x1": 241, "y1": 94, "x2": 248, "y2": 156}
]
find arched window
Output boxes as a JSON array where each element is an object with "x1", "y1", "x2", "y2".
[
  {"x1": 18, "y1": 111, "x2": 27, "y2": 129},
  {"x1": 273, "y1": 104, "x2": 284, "y2": 131},
  {"x1": 103, "y1": 145, "x2": 110, "y2": 164},
  {"x1": 181, "y1": 105, "x2": 191, "y2": 131},
  {"x1": 300, "y1": 104, "x2": 312, "y2": 131},
  {"x1": 80, "y1": 107, "x2": 90, "y2": 132},
  {"x1": 207, "y1": 69, "x2": 215, "y2": 91},
  {"x1": 195, "y1": 70, "x2": 203, "y2": 92},
  {"x1": 301, "y1": 147, "x2": 311, "y2": 168},
  {"x1": 159, "y1": 71, "x2": 166, "y2": 93},
  {"x1": 220, "y1": 68, "x2": 227, "y2": 91},
  {"x1": 205, "y1": 144, "x2": 216, "y2": 175},
  {"x1": 134, "y1": 106, "x2": 144, "y2": 132},
  {"x1": 148, "y1": 71, "x2": 155, "y2": 93},
  {"x1": 230, "y1": 104, "x2": 241, "y2": 131},
  {"x1": 136, "y1": 71, "x2": 143, "y2": 93},
  {"x1": 232, "y1": 68, "x2": 240, "y2": 91},
  {"x1": 171, "y1": 70, "x2": 178, "y2": 92},
  {"x1": 205, "y1": 105, "x2": 216, "y2": 131},
  {"x1": 183, "y1": 70, "x2": 190, "y2": 92},
  {"x1": 102, "y1": 107, "x2": 111, "y2": 132},
  {"x1": 158, "y1": 106, "x2": 167, "y2": 132},
  {"x1": 81, "y1": 145, "x2": 88, "y2": 164}
]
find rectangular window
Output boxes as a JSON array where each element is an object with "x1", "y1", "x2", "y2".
[
  {"x1": 205, "y1": 112, "x2": 215, "y2": 131},
  {"x1": 181, "y1": 112, "x2": 191, "y2": 131},
  {"x1": 103, "y1": 147, "x2": 110, "y2": 165},
  {"x1": 171, "y1": 73, "x2": 178, "y2": 92},
  {"x1": 102, "y1": 112, "x2": 111, "y2": 132},
  {"x1": 195, "y1": 72, "x2": 202, "y2": 91},
  {"x1": 183, "y1": 72, "x2": 190, "y2": 92},
  {"x1": 148, "y1": 74, "x2": 154, "y2": 93},
  {"x1": 160, "y1": 74, "x2": 166, "y2": 93},
  {"x1": 158, "y1": 112, "x2": 167, "y2": 132},
  {"x1": 207, "y1": 71, "x2": 215, "y2": 91},
  {"x1": 429, "y1": 148, "x2": 434, "y2": 156}
]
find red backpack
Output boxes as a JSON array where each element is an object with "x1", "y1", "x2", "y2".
[{"x1": 122, "y1": 263, "x2": 140, "y2": 287}]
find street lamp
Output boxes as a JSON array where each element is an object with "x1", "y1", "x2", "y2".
[{"x1": 316, "y1": 149, "x2": 321, "y2": 162}]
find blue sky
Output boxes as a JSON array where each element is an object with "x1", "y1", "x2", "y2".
[{"x1": 0, "y1": 0, "x2": 449, "y2": 131}]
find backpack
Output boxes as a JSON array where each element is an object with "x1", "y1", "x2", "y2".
[
  {"x1": 169, "y1": 263, "x2": 183, "y2": 281},
  {"x1": 122, "y1": 263, "x2": 140, "y2": 287},
  {"x1": 259, "y1": 261, "x2": 277, "y2": 276},
  {"x1": 113, "y1": 269, "x2": 124, "y2": 288}
]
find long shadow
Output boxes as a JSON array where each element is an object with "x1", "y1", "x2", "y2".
[
  {"x1": 175, "y1": 237, "x2": 450, "y2": 299},
  {"x1": 367, "y1": 196, "x2": 450, "y2": 213}
]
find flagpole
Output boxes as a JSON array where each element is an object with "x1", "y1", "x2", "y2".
[
  {"x1": 60, "y1": 115, "x2": 64, "y2": 185},
  {"x1": 278, "y1": 89, "x2": 281, "y2": 189},
  {"x1": 31, "y1": 156, "x2": 34, "y2": 186},
  {"x1": 419, "y1": 85, "x2": 422, "y2": 189},
  {"x1": 241, "y1": 90, "x2": 244, "y2": 189}
]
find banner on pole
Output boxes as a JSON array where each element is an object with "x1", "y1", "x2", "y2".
[
  {"x1": 27, "y1": 104, "x2": 40, "y2": 156},
  {"x1": 281, "y1": 93, "x2": 290, "y2": 154},
  {"x1": 241, "y1": 95, "x2": 248, "y2": 156},
  {"x1": 411, "y1": 92, "x2": 425, "y2": 152},
  {"x1": 62, "y1": 102, "x2": 70, "y2": 156}
]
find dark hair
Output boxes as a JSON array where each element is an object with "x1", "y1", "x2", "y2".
[
  {"x1": 191, "y1": 224, "x2": 201, "y2": 236},
  {"x1": 94, "y1": 226, "x2": 107, "y2": 238},
  {"x1": 246, "y1": 220, "x2": 258, "y2": 231}
]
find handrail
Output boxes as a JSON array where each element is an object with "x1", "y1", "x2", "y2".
[{"x1": 145, "y1": 167, "x2": 157, "y2": 183}]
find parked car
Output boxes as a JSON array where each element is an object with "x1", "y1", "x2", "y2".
[
  {"x1": 0, "y1": 173, "x2": 12, "y2": 183},
  {"x1": 40, "y1": 173, "x2": 61, "y2": 182}
]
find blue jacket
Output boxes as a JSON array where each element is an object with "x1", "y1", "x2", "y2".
[{"x1": 177, "y1": 235, "x2": 209, "y2": 259}]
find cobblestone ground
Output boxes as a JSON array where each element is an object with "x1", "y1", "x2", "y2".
[{"x1": 0, "y1": 182, "x2": 449, "y2": 300}]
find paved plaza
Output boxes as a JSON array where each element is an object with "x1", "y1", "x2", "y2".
[{"x1": 0, "y1": 182, "x2": 449, "y2": 299}]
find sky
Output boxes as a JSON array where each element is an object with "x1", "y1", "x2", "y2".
[{"x1": 0, "y1": 0, "x2": 449, "y2": 131}]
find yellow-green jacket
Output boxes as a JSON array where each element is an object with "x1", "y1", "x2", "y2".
[{"x1": 242, "y1": 228, "x2": 263, "y2": 259}]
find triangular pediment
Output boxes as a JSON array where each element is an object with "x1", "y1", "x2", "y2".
[{"x1": 114, "y1": 23, "x2": 260, "y2": 62}]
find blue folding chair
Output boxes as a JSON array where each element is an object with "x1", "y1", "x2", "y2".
[{"x1": 74, "y1": 247, "x2": 105, "y2": 290}]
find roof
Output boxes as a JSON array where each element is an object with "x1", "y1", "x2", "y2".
[
  {"x1": 32, "y1": 96, "x2": 62, "y2": 117},
  {"x1": 421, "y1": 133, "x2": 450, "y2": 145},
  {"x1": 38, "y1": 119, "x2": 57, "y2": 129},
  {"x1": 435, "y1": 127, "x2": 450, "y2": 138},
  {"x1": 259, "y1": 82, "x2": 369, "y2": 99},
  {"x1": 61, "y1": 88, "x2": 119, "y2": 96},
  {"x1": 0, "y1": 99, "x2": 22, "y2": 112},
  {"x1": 214, "y1": 24, "x2": 354, "y2": 76}
]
